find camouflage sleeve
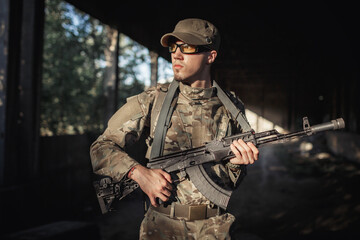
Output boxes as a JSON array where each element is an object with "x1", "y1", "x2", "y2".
[{"x1": 90, "y1": 87, "x2": 156, "y2": 181}]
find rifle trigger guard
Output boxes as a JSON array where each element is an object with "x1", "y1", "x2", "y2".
[{"x1": 174, "y1": 170, "x2": 187, "y2": 183}]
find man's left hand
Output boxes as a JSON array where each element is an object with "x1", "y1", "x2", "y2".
[{"x1": 229, "y1": 139, "x2": 259, "y2": 165}]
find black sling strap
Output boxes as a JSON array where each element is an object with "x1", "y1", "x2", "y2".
[
  {"x1": 150, "y1": 80, "x2": 179, "y2": 159},
  {"x1": 150, "y1": 80, "x2": 251, "y2": 160},
  {"x1": 212, "y1": 81, "x2": 251, "y2": 132}
]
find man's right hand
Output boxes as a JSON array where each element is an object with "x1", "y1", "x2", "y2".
[{"x1": 128, "y1": 164, "x2": 172, "y2": 207}]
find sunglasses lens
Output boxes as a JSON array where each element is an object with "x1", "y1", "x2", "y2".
[
  {"x1": 181, "y1": 44, "x2": 197, "y2": 53},
  {"x1": 169, "y1": 43, "x2": 177, "y2": 53},
  {"x1": 168, "y1": 43, "x2": 199, "y2": 53}
]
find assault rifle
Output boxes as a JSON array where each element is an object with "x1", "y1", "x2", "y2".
[{"x1": 94, "y1": 117, "x2": 345, "y2": 214}]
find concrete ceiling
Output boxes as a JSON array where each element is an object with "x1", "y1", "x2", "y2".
[
  {"x1": 64, "y1": 0, "x2": 359, "y2": 128},
  {"x1": 65, "y1": 1, "x2": 358, "y2": 67}
]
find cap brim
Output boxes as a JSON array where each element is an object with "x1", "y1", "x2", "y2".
[{"x1": 160, "y1": 32, "x2": 208, "y2": 47}]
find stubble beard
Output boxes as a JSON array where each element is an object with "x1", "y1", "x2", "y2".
[
  {"x1": 173, "y1": 71, "x2": 183, "y2": 82},
  {"x1": 173, "y1": 66, "x2": 186, "y2": 82},
  {"x1": 174, "y1": 71, "x2": 193, "y2": 86}
]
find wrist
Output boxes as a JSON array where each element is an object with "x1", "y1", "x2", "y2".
[
  {"x1": 127, "y1": 165, "x2": 138, "y2": 179},
  {"x1": 127, "y1": 164, "x2": 147, "y2": 181}
]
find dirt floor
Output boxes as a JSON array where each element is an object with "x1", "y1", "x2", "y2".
[{"x1": 91, "y1": 132, "x2": 360, "y2": 240}]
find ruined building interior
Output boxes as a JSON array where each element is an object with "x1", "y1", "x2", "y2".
[{"x1": 0, "y1": 0, "x2": 359, "y2": 239}]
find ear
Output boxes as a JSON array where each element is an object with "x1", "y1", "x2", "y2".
[{"x1": 207, "y1": 50, "x2": 217, "y2": 64}]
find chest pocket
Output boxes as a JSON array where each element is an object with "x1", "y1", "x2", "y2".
[{"x1": 164, "y1": 101, "x2": 232, "y2": 154}]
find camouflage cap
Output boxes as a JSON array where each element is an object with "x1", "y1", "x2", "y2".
[{"x1": 160, "y1": 18, "x2": 220, "y2": 52}]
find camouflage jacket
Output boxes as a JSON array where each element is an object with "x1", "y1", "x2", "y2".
[{"x1": 90, "y1": 81, "x2": 247, "y2": 205}]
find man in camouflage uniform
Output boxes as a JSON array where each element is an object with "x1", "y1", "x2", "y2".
[{"x1": 90, "y1": 18, "x2": 259, "y2": 239}]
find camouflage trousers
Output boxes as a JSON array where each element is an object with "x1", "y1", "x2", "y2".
[{"x1": 139, "y1": 207, "x2": 235, "y2": 240}]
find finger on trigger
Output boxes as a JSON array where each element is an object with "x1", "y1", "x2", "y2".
[{"x1": 161, "y1": 171, "x2": 172, "y2": 183}]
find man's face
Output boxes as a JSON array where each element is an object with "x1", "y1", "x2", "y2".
[{"x1": 171, "y1": 41, "x2": 209, "y2": 84}]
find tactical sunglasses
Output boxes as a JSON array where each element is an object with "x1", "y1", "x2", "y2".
[{"x1": 168, "y1": 43, "x2": 211, "y2": 54}]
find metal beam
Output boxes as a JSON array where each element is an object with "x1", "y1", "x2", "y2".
[
  {"x1": 3, "y1": 0, "x2": 44, "y2": 184},
  {"x1": 17, "y1": 0, "x2": 44, "y2": 179},
  {"x1": 0, "y1": 0, "x2": 10, "y2": 185}
]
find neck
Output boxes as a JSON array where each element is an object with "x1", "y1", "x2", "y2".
[
  {"x1": 183, "y1": 70, "x2": 212, "y2": 88},
  {"x1": 189, "y1": 78, "x2": 212, "y2": 88}
]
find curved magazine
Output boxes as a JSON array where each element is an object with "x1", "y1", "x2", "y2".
[{"x1": 186, "y1": 164, "x2": 232, "y2": 210}]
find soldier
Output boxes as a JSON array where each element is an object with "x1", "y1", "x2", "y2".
[{"x1": 90, "y1": 18, "x2": 259, "y2": 239}]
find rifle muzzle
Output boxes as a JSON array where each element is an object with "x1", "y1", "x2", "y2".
[{"x1": 311, "y1": 118, "x2": 345, "y2": 133}]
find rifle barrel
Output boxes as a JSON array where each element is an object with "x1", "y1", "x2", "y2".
[
  {"x1": 256, "y1": 118, "x2": 345, "y2": 146},
  {"x1": 256, "y1": 130, "x2": 306, "y2": 145}
]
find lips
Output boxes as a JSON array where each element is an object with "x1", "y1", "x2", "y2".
[
  {"x1": 174, "y1": 64, "x2": 183, "y2": 69},
  {"x1": 173, "y1": 62, "x2": 184, "y2": 70}
]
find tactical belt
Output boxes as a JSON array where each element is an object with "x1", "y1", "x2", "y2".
[{"x1": 152, "y1": 203, "x2": 221, "y2": 221}]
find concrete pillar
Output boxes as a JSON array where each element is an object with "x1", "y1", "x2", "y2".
[{"x1": 0, "y1": 0, "x2": 10, "y2": 185}]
